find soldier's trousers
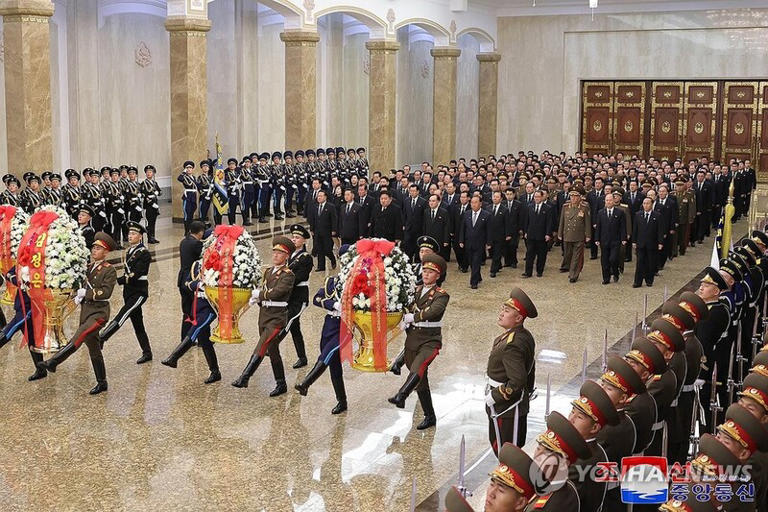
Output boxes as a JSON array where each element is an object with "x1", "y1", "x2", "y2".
[
  {"x1": 186, "y1": 311, "x2": 219, "y2": 372},
  {"x1": 199, "y1": 198, "x2": 211, "y2": 223},
  {"x1": 297, "y1": 187, "x2": 306, "y2": 214},
  {"x1": 227, "y1": 196, "x2": 240, "y2": 225},
  {"x1": 71, "y1": 314, "x2": 108, "y2": 380},
  {"x1": 271, "y1": 301, "x2": 308, "y2": 362},
  {"x1": 560, "y1": 241, "x2": 585, "y2": 280},
  {"x1": 108, "y1": 210, "x2": 124, "y2": 246},
  {"x1": 241, "y1": 187, "x2": 255, "y2": 222},
  {"x1": 405, "y1": 341, "x2": 440, "y2": 415},
  {"x1": 102, "y1": 294, "x2": 152, "y2": 357},
  {"x1": 284, "y1": 188, "x2": 295, "y2": 213},
  {"x1": 145, "y1": 208, "x2": 159, "y2": 240},
  {"x1": 677, "y1": 223, "x2": 691, "y2": 255},
  {"x1": 486, "y1": 407, "x2": 526, "y2": 454},
  {"x1": 1, "y1": 310, "x2": 41, "y2": 368},
  {"x1": 700, "y1": 337, "x2": 733, "y2": 434},
  {"x1": 258, "y1": 185, "x2": 272, "y2": 217},
  {"x1": 272, "y1": 189, "x2": 284, "y2": 214},
  {"x1": 504, "y1": 234, "x2": 519, "y2": 267},
  {"x1": 318, "y1": 322, "x2": 345, "y2": 401},
  {"x1": 668, "y1": 389, "x2": 695, "y2": 464},
  {"x1": 179, "y1": 287, "x2": 194, "y2": 340},
  {"x1": 252, "y1": 320, "x2": 286, "y2": 382}
]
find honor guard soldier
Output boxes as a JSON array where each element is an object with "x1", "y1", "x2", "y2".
[
  {"x1": 124, "y1": 167, "x2": 143, "y2": 241},
  {"x1": 294, "y1": 150, "x2": 308, "y2": 216},
  {"x1": 82, "y1": 168, "x2": 107, "y2": 232},
  {"x1": 20, "y1": 173, "x2": 43, "y2": 214},
  {"x1": 197, "y1": 159, "x2": 213, "y2": 226},
  {"x1": 486, "y1": 287, "x2": 537, "y2": 452},
  {"x1": 77, "y1": 204, "x2": 96, "y2": 249},
  {"x1": 567, "y1": 380, "x2": 619, "y2": 512},
  {"x1": 232, "y1": 236, "x2": 295, "y2": 396},
  {"x1": 46, "y1": 172, "x2": 63, "y2": 208},
  {"x1": 270, "y1": 152, "x2": 285, "y2": 220},
  {"x1": 270, "y1": 224, "x2": 313, "y2": 369},
  {"x1": 738, "y1": 371, "x2": 768, "y2": 508},
  {"x1": 295, "y1": 244, "x2": 351, "y2": 415},
  {"x1": 162, "y1": 259, "x2": 221, "y2": 384},
  {"x1": 412, "y1": 235, "x2": 446, "y2": 286},
  {"x1": 141, "y1": 164, "x2": 161, "y2": 243},
  {"x1": 40, "y1": 233, "x2": 118, "y2": 395},
  {"x1": 356, "y1": 147, "x2": 369, "y2": 176},
  {"x1": 1, "y1": 174, "x2": 21, "y2": 205},
  {"x1": 388, "y1": 254, "x2": 449, "y2": 430},
  {"x1": 525, "y1": 411, "x2": 589, "y2": 510},
  {"x1": 0, "y1": 266, "x2": 45, "y2": 381},
  {"x1": 283, "y1": 151, "x2": 297, "y2": 218},
  {"x1": 98, "y1": 222, "x2": 153, "y2": 364},
  {"x1": 239, "y1": 155, "x2": 255, "y2": 226},
  {"x1": 256, "y1": 152, "x2": 272, "y2": 222},
  {"x1": 104, "y1": 169, "x2": 125, "y2": 249},
  {"x1": 178, "y1": 160, "x2": 198, "y2": 235},
  {"x1": 62, "y1": 169, "x2": 82, "y2": 217},
  {"x1": 225, "y1": 157, "x2": 241, "y2": 225},
  {"x1": 624, "y1": 338, "x2": 665, "y2": 453},
  {"x1": 40, "y1": 171, "x2": 53, "y2": 204}
]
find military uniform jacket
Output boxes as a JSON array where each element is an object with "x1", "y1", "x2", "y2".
[
  {"x1": 557, "y1": 202, "x2": 591, "y2": 242},
  {"x1": 140, "y1": 179, "x2": 161, "y2": 210},
  {"x1": 104, "y1": 181, "x2": 124, "y2": 211},
  {"x1": 287, "y1": 248, "x2": 313, "y2": 304},
  {"x1": 118, "y1": 243, "x2": 151, "y2": 297},
  {"x1": 257, "y1": 265, "x2": 295, "y2": 330},
  {"x1": 124, "y1": 180, "x2": 143, "y2": 213},
  {"x1": 486, "y1": 325, "x2": 535, "y2": 417},
  {"x1": 695, "y1": 300, "x2": 730, "y2": 365},
  {"x1": 404, "y1": 284, "x2": 449, "y2": 351},
  {"x1": 569, "y1": 439, "x2": 608, "y2": 512},
  {"x1": 20, "y1": 188, "x2": 43, "y2": 214},
  {"x1": 677, "y1": 189, "x2": 696, "y2": 224},
  {"x1": 625, "y1": 391, "x2": 658, "y2": 453},
  {"x1": 0, "y1": 190, "x2": 20, "y2": 206},
  {"x1": 525, "y1": 482, "x2": 580, "y2": 511},
  {"x1": 80, "y1": 260, "x2": 117, "y2": 326}
]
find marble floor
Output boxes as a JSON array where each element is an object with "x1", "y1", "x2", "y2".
[{"x1": 0, "y1": 205, "x2": 749, "y2": 512}]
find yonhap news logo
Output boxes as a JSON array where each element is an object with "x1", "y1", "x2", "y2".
[{"x1": 620, "y1": 456, "x2": 669, "y2": 504}]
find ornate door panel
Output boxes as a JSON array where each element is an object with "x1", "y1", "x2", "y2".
[
  {"x1": 650, "y1": 82, "x2": 683, "y2": 161},
  {"x1": 613, "y1": 82, "x2": 645, "y2": 157},
  {"x1": 683, "y1": 82, "x2": 719, "y2": 163},
  {"x1": 758, "y1": 82, "x2": 768, "y2": 182},
  {"x1": 581, "y1": 82, "x2": 614, "y2": 156},
  {"x1": 721, "y1": 82, "x2": 758, "y2": 167}
]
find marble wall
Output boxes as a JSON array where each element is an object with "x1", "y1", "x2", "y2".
[
  {"x1": 396, "y1": 27, "x2": 433, "y2": 167},
  {"x1": 497, "y1": 8, "x2": 768, "y2": 155},
  {"x1": 456, "y1": 34, "x2": 479, "y2": 160}
]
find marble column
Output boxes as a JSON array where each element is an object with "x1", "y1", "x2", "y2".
[
  {"x1": 366, "y1": 39, "x2": 399, "y2": 174},
  {"x1": 431, "y1": 46, "x2": 460, "y2": 166},
  {"x1": 0, "y1": 0, "x2": 54, "y2": 172},
  {"x1": 280, "y1": 30, "x2": 319, "y2": 151},
  {"x1": 165, "y1": 16, "x2": 211, "y2": 220},
  {"x1": 476, "y1": 52, "x2": 501, "y2": 158}
]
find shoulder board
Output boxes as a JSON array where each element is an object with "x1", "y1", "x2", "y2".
[
  {"x1": 280, "y1": 267, "x2": 293, "y2": 274},
  {"x1": 435, "y1": 286, "x2": 445, "y2": 294},
  {"x1": 626, "y1": 394, "x2": 636, "y2": 403},
  {"x1": 532, "y1": 494, "x2": 551, "y2": 509},
  {"x1": 506, "y1": 332, "x2": 515, "y2": 344},
  {"x1": 652, "y1": 374, "x2": 662, "y2": 382},
  {"x1": 103, "y1": 262, "x2": 112, "y2": 267}
]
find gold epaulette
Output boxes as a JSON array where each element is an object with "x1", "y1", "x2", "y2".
[{"x1": 506, "y1": 332, "x2": 516, "y2": 344}]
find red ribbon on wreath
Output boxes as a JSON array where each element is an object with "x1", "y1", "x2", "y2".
[
  {"x1": 203, "y1": 224, "x2": 243, "y2": 338},
  {"x1": 16, "y1": 210, "x2": 60, "y2": 348},
  {"x1": 340, "y1": 238, "x2": 395, "y2": 370},
  {"x1": 0, "y1": 205, "x2": 17, "y2": 273}
]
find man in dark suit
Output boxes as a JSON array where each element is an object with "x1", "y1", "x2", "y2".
[
  {"x1": 624, "y1": 181, "x2": 645, "y2": 217},
  {"x1": 587, "y1": 177, "x2": 606, "y2": 259},
  {"x1": 422, "y1": 193, "x2": 451, "y2": 260},
  {"x1": 304, "y1": 178, "x2": 323, "y2": 224},
  {"x1": 487, "y1": 191, "x2": 511, "y2": 277},
  {"x1": 693, "y1": 170, "x2": 713, "y2": 243},
  {"x1": 356, "y1": 183, "x2": 375, "y2": 237},
  {"x1": 370, "y1": 190, "x2": 402, "y2": 242},
  {"x1": 177, "y1": 220, "x2": 205, "y2": 340},
  {"x1": 503, "y1": 188, "x2": 522, "y2": 268},
  {"x1": 402, "y1": 184, "x2": 426, "y2": 260},
  {"x1": 309, "y1": 189, "x2": 337, "y2": 271},
  {"x1": 632, "y1": 197, "x2": 663, "y2": 288},
  {"x1": 442, "y1": 182, "x2": 458, "y2": 210},
  {"x1": 655, "y1": 184, "x2": 678, "y2": 270},
  {"x1": 338, "y1": 188, "x2": 365, "y2": 245},
  {"x1": 522, "y1": 190, "x2": 554, "y2": 278},
  {"x1": 458, "y1": 195, "x2": 490, "y2": 289},
  {"x1": 451, "y1": 191, "x2": 471, "y2": 273},
  {"x1": 594, "y1": 193, "x2": 627, "y2": 284}
]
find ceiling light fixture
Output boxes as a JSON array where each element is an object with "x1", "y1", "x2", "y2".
[{"x1": 589, "y1": 0, "x2": 597, "y2": 21}]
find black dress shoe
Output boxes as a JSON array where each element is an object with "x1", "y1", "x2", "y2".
[
  {"x1": 490, "y1": 273, "x2": 496, "y2": 278},
  {"x1": 521, "y1": 273, "x2": 531, "y2": 278},
  {"x1": 632, "y1": 283, "x2": 642, "y2": 288},
  {"x1": 470, "y1": 284, "x2": 478, "y2": 289},
  {"x1": 292, "y1": 358, "x2": 308, "y2": 369},
  {"x1": 28, "y1": 368, "x2": 47, "y2": 381},
  {"x1": 602, "y1": 280, "x2": 610, "y2": 285},
  {"x1": 136, "y1": 354, "x2": 152, "y2": 364},
  {"x1": 646, "y1": 283, "x2": 653, "y2": 287},
  {"x1": 148, "y1": 238, "x2": 160, "y2": 244},
  {"x1": 89, "y1": 382, "x2": 108, "y2": 395},
  {"x1": 269, "y1": 380, "x2": 287, "y2": 397},
  {"x1": 258, "y1": 218, "x2": 268, "y2": 223},
  {"x1": 569, "y1": 277, "x2": 577, "y2": 283},
  {"x1": 204, "y1": 370, "x2": 221, "y2": 384},
  {"x1": 243, "y1": 222, "x2": 253, "y2": 226},
  {"x1": 416, "y1": 415, "x2": 436, "y2": 430},
  {"x1": 590, "y1": 256, "x2": 598, "y2": 260},
  {"x1": 559, "y1": 268, "x2": 568, "y2": 273},
  {"x1": 331, "y1": 400, "x2": 347, "y2": 415},
  {"x1": 536, "y1": 273, "x2": 543, "y2": 277}
]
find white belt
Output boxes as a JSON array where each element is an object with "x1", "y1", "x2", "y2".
[
  {"x1": 652, "y1": 421, "x2": 664, "y2": 431},
  {"x1": 196, "y1": 291, "x2": 206, "y2": 299},
  {"x1": 262, "y1": 300, "x2": 287, "y2": 307},
  {"x1": 487, "y1": 377, "x2": 505, "y2": 388},
  {"x1": 137, "y1": 276, "x2": 148, "y2": 281},
  {"x1": 411, "y1": 321, "x2": 442, "y2": 328},
  {"x1": 296, "y1": 281, "x2": 309, "y2": 287},
  {"x1": 328, "y1": 311, "x2": 341, "y2": 318},
  {"x1": 184, "y1": 189, "x2": 197, "y2": 193},
  {"x1": 681, "y1": 384, "x2": 696, "y2": 392}
]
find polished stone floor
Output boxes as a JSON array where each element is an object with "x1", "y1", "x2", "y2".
[{"x1": 0, "y1": 206, "x2": 744, "y2": 512}]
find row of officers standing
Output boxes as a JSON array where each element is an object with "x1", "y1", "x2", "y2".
[
  {"x1": 446, "y1": 231, "x2": 768, "y2": 512},
  {"x1": 0, "y1": 165, "x2": 161, "y2": 247}
]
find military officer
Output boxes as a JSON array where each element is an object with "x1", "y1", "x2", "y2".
[
  {"x1": 20, "y1": 173, "x2": 43, "y2": 214},
  {"x1": 270, "y1": 152, "x2": 285, "y2": 221},
  {"x1": 232, "y1": 236, "x2": 295, "y2": 396},
  {"x1": 256, "y1": 152, "x2": 272, "y2": 222},
  {"x1": 141, "y1": 164, "x2": 161, "y2": 244},
  {"x1": 225, "y1": 157, "x2": 241, "y2": 225},
  {"x1": 123, "y1": 166, "x2": 143, "y2": 241},
  {"x1": 388, "y1": 254, "x2": 450, "y2": 430},
  {"x1": 676, "y1": 176, "x2": 696, "y2": 257},
  {"x1": 239, "y1": 155, "x2": 255, "y2": 226},
  {"x1": 104, "y1": 168, "x2": 125, "y2": 248},
  {"x1": 98, "y1": 222, "x2": 153, "y2": 364},
  {"x1": 557, "y1": 185, "x2": 591, "y2": 283},
  {"x1": 486, "y1": 287, "x2": 537, "y2": 452},
  {"x1": 197, "y1": 159, "x2": 213, "y2": 226},
  {"x1": 178, "y1": 160, "x2": 198, "y2": 235},
  {"x1": 77, "y1": 204, "x2": 96, "y2": 249},
  {"x1": 39, "y1": 233, "x2": 118, "y2": 395},
  {"x1": 1, "y1": 174, "x2": 21, "y2": 205},
  {"x1": 623, "y1": 337, "x2": 665, "y2": 454},
  {"x1": 282, "y1": 151, "x2": 297, "y2": 218}
]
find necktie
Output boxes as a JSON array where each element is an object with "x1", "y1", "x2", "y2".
[
  {"x1": 461, "y1": 205, "x2": 466, "y2": 216},
  {"x1": 431, "y1": 209, "x2": 436, "y2": 221},
  {"x1": 412, "y1": 198, "x2": 416, "y2": 209},
  {"x1": 318, "y1": 204, "x2": 323, "y2": 216},
  {"x1": 347, "y1": 204, "x2": 351, "y2": 214},
  {"x1": 536, "y1": 204, "x2": 540, "y2": 215},
  {"x1": 472, "y1": 211, "x2": 478, "y2": 226},
  {"x1": 645, "y1": 212, "x2": 649, "y2": 223},
  {"x1": 631, "y1": 193, "x2": 635, "y2": 202},
  {"x1": 494, "y1": 205, "x2": 498, "y2": 216},
  {"x1": 608, "y1": 209, "x2": 613, "y2": 217}
]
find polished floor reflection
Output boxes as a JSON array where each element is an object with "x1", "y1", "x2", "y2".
[{"x1": 0, "y1": 210, "x2": 732, "y2": 511}]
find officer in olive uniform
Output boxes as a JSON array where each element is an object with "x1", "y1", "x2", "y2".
[
  {"x1": 676, "y1": 176, "x2": 696, "y2": 257},
  {"x1": 388, "y1": 254, "x2": 450, "y2": 430},
  {"x1": 486, "y1": 287, "x2": 537, "y2": 452},
  {"x1": 40, "y1": 233, "x2": 118, "y2": 395},
  {"x1": 232, "y1": 236, "x2": 295, "y2": 396},
  {"x1": 738, "y1": 371, "x2": 768, "y2": 510},
  {"x1": 557, "y1": 186, "x2": 591, "y2": 283}
]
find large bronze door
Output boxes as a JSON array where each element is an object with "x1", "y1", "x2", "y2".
[
  {"x1": 682, "y1": 81, "x2": 719, "y2": 163},
  {"x1": 650, "y1": 82, "x2": 684, "y2": 161},
  {"x1": 721, "y1": 82, "x2": 758, "y2": 167},
  {"x1": 582, "y1": 82, "x2": 614, "y2": 156},
  {"x1": 613, "y1": 82, "x2": 645, "y2": 157},
  {"x1": 758, "y1": 83, "x2": 768, "y2": 182}
]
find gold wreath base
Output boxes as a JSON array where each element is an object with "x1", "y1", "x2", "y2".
[
  {"x1": 350, "y1": 310, "x2": 403, "y2": 372},
  {"x1": 204, "y1": 286, "x2": 251, "y2": 344}
]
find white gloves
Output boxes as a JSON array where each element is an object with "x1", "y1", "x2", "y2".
[
  {"x1": 74, "y1": 288, "x2": 86, "y2": 305},
  {"x1": 249, "y1": 288, "x2": 260, "y2": 306},
  {"x1": 332, "y1": 301, "x2": 341, "y2": 312},
  {"x1": 485, "y1": 393, "x2": 496, "y2": 408},
  {"x1": 403, "y1": 313, "x2": 415, "y2": 324}
]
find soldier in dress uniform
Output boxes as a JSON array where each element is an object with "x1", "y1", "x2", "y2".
[
  {"x1": 161, "y1": 259, "x2": 221, "y2": 384},
  {"x1": 225, "y1": 157, "x2": 241, "y2": 225},
  {"x1": 557, "y1": 185, "x2": 591, "y2": 283},
  {"x1": 141, "y1": 164, "x2": 161, "y2": 244},
  {"x1": 62, "y1": 169, "x2": 82, "y2": 217},
  {"x1": 46, "y1": 172, "x2": 63, "y2": 208},
  {"x1": 124, "y1": 166, "x2": 143, "y2": 242},
  {"x1": 294, "y1": 150, "x2": 308, "y2": 216},
  {"x1": 409, "y1": 235, "x2": 446, "y2": 287},
  {"x1": 676, "y1": 176, "x2": 696, "y2": 257},
  {"x1": 98, "y1": 221, "x2": 153, "y2": 364},
  {"x1": 39, "y1": 232, "x2": 118, "y2": 395},
  {"x1": 486, "y1": 287, "x2": 537, "y2": 452},
  {"x1": 232, "y1": 236, "x2": 295, "y2": 396},
  {"x1": 356, "y1": 147, "x2": 369, "y2": 176},
  {"x1": 197, "y1": 159, "x2": 213, "y2": 226},
  {"x1": 1, "y1": 174, "x2": 21, "y2": 205},
  {"x1": 388, "y1": 254, "x2": 449, "y2": 430},
  {"x1": 738, "y1": 370, "x2": 768, "y2": 509},
  {"x1": 85, "y1": 168, "x2": 108, "y2": 232},
  {"x1": 77, "y1": 204, "x2": 96, "y2": 249},
  {"x1": 20, "y1": 173, "x2": 43, "y2": 214},
  {"x1": 104, "y1": 168, "x2": 125, "y2": 249},
  {"x1": 623, "y1": 337, "x2": 665, "y2": 454},
  {"x1": 295, "y1": 244, "x2": 351, "y2": 415},
  {"x1": 270, "y1": 152, "x2": 285, "y2": 221},
  {"x1": 283, "y1": 151, "x2": 297, "y2": 218},
  {"x1": 178, "y1": 160, "x2": 198, "y2": 235},
  {"x1": 239, "y1": 155, "x2": 255, "y2": 226},
  {"x1": 256, "y1": 152, "x2": 272, "y2": 222},
  {"x1": 0, "y1": 266, "x2": 45, "y2": 381}
]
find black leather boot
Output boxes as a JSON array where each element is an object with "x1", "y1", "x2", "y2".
[
  {"x1": 0, "y1": 308, "x2": 7, "y2": 330},
  {"x1": 416, "y1": 388, "x2": 436, "y2": 430},
  {"x1": 388, "y1": 372, "x2": 421, "y2": 409},
  {"x1": 99, "y1": 320, "x2": 120, "y2": 349},
  {"x1": 40, "y1": 341, "x2": 77, "y2": 373},
  {"x1": 0, "y1": 334, "x2": 9, "y2": 350},
  {"x1": 389, "y1": 349, "x2": 406, "y2": 375},
  {"x1": 294, "y1": 360, "x2": 326, "y2": 396},
  {"x1": 161, "y1": 336, "x2": 194, "y2": 368},
  {"x1": 89, "y1": 357, "x2": 108, "y2": 395},
  {"x1": 232, "y1": 353, "x2": 262, "y2": 388},
  {"x1": 331, "y1": 373, "x2": 347, "y2": 415},
  {"x1": 269, "y1": 379, "x2": 287, "y2": 397},
  {"x1": 202, "y1": 343, "x2": 221, "y2": 384},
  {"x1": 27, "y1": 350, "x2": 47, "y2": 381}
]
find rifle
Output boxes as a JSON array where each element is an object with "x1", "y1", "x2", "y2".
[
  {"x1": 727, "y1": 341, "x2": 737, "y2": 405},
  {"x1": 710, "y1": 362, "x2": 722, "y2": 432},
  {"x1": 457, "y1": 435, "x2": 472, "y2": 498}
]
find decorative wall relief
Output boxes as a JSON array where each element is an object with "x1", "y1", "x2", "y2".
[
  {"x1": 449, "y1": 20, "x2": 457, "y2": 42},
  {"x1": 363, "y1": 53, "x2": 370, "y2": 76},
  {"x1": 0, "y1": 42, "x2": 4, "y2": 63},
  {"x1": 420, "y1": 59, "x2": 430, "y2": 79},
  {"x1": 387, "y1": 9, "x2": 395, "y2": 32},
  {"x1": 135, "y1": 41, "x2": 151, "y2": 68},
  {"x1": 304, "y1": 0, "x2": 315, "y2": 22}
]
